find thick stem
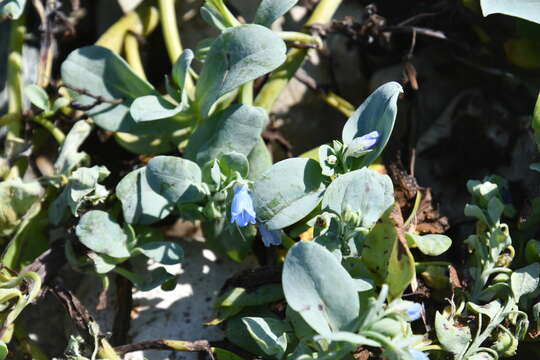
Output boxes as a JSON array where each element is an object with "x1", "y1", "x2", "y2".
[
  {"x1": 96, "y1": 4, "x2": 158, "y2": 54},
  {"x1": 158, "y1": 0, "x2": 195, "y2": 95},
  {"x1": 124, "y1": 33, "x2": 147, "y2": 80},
  {"x1": 30, "y1": 115, "x2": 66, "y2": 144},
  {"x1": 7, "y1": 16, "x2": 25, "y2": 137},
  {"x1": 239, "y1": 81, "x2": 253, "y2": 106},
  {"x1": 254, "y1": 0, "x2": 343, "y2": 112}
]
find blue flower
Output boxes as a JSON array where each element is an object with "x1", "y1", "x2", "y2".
[
  {"x1": 230, "y1": 184, "x2": 256, "y2": 227},
  {"x1": 410, "y1": 348, "x2": 429, "y2": 360},
  {"x1": 346, "y1": 131, "x2": 380, "y2": 158},
  {"x1": 352, "y1": 130, "x2": 379, "y2": 150},
  {"x1": 406, "y1": 302, "x2": 422, "y2": 321},
  {"x1": 258, "y1": 224, "x2": 282, "y2": 247}
]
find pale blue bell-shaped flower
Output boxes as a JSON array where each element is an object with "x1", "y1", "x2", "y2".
[
  {"x1": 230, "y1": 184, "x2": 256, "y2": 227},
  {"x1": 406, "y1": 302, "x2": 422, "y2": 321},
  {"x1": 410, "y1": 348, "x2": 429, "y2": 360},
  {"x1": 258, "y1": 224, "x2": 282, "y2": 247},
  {"x1": 354, "y1": 130, "x2": 379, "y2": 150}
]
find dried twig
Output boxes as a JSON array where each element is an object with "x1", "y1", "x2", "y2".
[{"x1": 62, "y1": 83, "x2": 124, "y2": 111}]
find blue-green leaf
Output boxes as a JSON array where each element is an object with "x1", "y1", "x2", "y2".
[
  {"x1": 322, "y1": 168, "x2": 394, "y2": 228},
  {"x1": 25, "y1": 84, "x2": 50, "y2": 111},
  {"x1": 137, "y1": 241, "x2": 184, "y2": 265},
  {"x1": 342, "y1": 82, "x2": 402, "y2": 167},
  {"x1": 255, "y1": 0, "x2": 298, "y2": 27},
  {"x1": 195, "y1": 24, "x2": 286, "y2": 117},
  {"x1": 185, "y1": 104, "x2": 267, "y2": 166},
  {"x1": 283, "y1": 241, "x2": 360, "y2": 336},
  {"x1": 253, "y1": 158, "x2": 325, "y2": 230},
  {"x1": 146, "y1": 156, "x2": 205, "y2": 204},
  {"x1": 76, "y1": 210, "x2": 130, "y2": 258},
  {"x1": 116, "y1": 167, "x2": 172, "y2": 225},
  {"x1": 130, "y1": 94, "x2": 185, "y2": 122}
]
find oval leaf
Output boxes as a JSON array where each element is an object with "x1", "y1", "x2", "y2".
[
  {"x1": 283, "y1": 241, "x2": 360, "y2": 336},
  {"x1": 25, "y1": 84, "x2": 50, "y2": 111},
  {"x1": 76, "y1": 210, "x2": 130, "y2": 258},
  {"x1": 185, "y1": 104, "x2": 267, "y2": 166},
  {"x1": 342, "y1": 82, "x2": 402, "y2": 167},
  {"x1": 195, "y1": 24, "x2": 286, "y2": 117},
  {"x1": 138, "y1": 241, "x2": 184, "y2": 265},
  {"x1": 116, "y1": 167, "x2": 172, "y2": 225},
  {"x1": 406, "y1": 233, "x2": 452, "y2": 256},
  {"x1": 254, "y1": 0, "x2": 298, "y2": 27},
  {"x1": 252, "y1": 158, "x2": 325, "y2": 230},
  {"x1": 146, "y1": 156, "x2": 205, "y2": 204},
  {"x1": 322, "y1": 168, "x2": 394, "y2": 228},
  {"x1": 130, "y1": 94, "x2": 184, "y2": 122}
]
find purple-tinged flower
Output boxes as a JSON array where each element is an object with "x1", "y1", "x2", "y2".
[
  {"x1": 346, "y1": 131, "x2": 380, "y2": 158},
  {"x1": 406, "y1": 302, "x2": 423, "y2": 321},
  {"x1": 230, "y1": 184, "x2": 256, "y2": 227},
  {"x1": 351, "y1": 130, "x2": 379, "y2": 149},
  {"x1": 410, "y1": 348, "x2": 429, "y2": 360},
  {"x1": 258, "y1": 224, "x2": 282, "y2": 247}
]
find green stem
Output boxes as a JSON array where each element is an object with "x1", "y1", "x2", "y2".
[
  {"x1": 124, "y1": 32, "x2": 147, "y2": 80},
  {"x1": 276, "y1": 31, "x2": 321, "y2": 46},
  {"x1": 30, "y1": 115, "x2": 65, "y2": 144},
  {"x1": 158, "y1": 0, "x2": 195, "y2": 95},
  {"x1": 254, "y1": 0, "x2": 344, "y2": 112},
  {"x1": 239, "y1": 81, "x2": 253, "y2": 106},
  {"x1": 158, "y1": 0, "x2": 182, "y2": 62},
  {"x1": 7, "y1": 16, "x2": 25, "y2": 137},
  {"x1": 96, "y1": 3, "x2": 158, "y2": 54}
]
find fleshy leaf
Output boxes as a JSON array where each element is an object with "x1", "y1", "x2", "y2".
[
  {"x1": 137, "y1": 241, "x2": 184, "y2": 265},
  {"x1": 146, "y1": 156, "x2": 205, "y2": 204},
  {"x1": 405, "y1": 233, "x2": 452, "y2": 256},
  {"x1": 252, "y1": 158, "x2": 325, "y2": 230},
  {"x1": 435, "y1": 312, "x2": 472, "y2": 355},
  {"x1": 116, "y1": 167, "x2": 172, "y2": 225},
  {"x1": 76, "y1": 210, "x2": 130, "y2": 258},
  {"x1": 283, "y1": 241, "x2": 360, "y2": 336},
  {"x1": 511, "y1": 263, "x2": 540, "y2": 301},
  {"x1": 185, "y1": 104, "x2": 267, "y2": 166},
  {"x1": 322, "y1": 168, "x2": 394, "y2": 228},
  {"x1": 195, "y1": 24, "x2": 286, "y2": 117},
  {"x1": 254, "y1": 0, "x2": 298, "y2": 27},
  {"x1": 342, "y1": 82, "x2": 402, "y2": 167},
  {"x1": 25, "y1": 84, "x2": 50, "y2": 111}
]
